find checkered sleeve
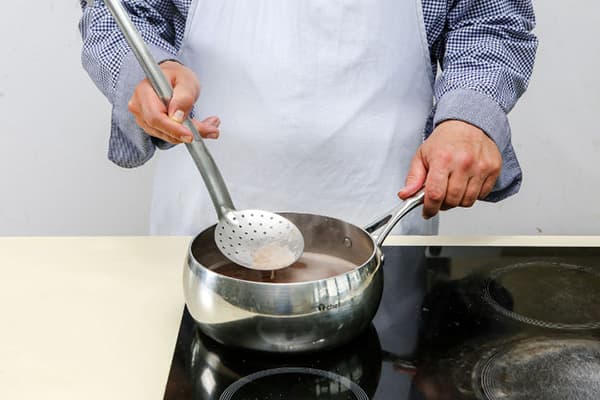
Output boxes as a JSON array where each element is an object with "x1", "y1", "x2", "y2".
[
  {"x1": 79, "y1": 0, "x2": 188, "y2": 100},
  {"x1": 79, "y1": 0, "x2": 190, "y2": 167},
  {"x1": 427, "y1": 0, "x2": 539, "y2": 202}
]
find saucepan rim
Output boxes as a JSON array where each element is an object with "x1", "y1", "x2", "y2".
[
  {"x1": 186, "y1": 211, "x2": 381, "y2": 287},
  {"x1": 186, "y1": 190, "x2": 424, "y2": 287}
]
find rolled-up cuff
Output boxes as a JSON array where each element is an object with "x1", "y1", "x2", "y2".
[
  {"x1": 433, "y1": 89, "x2": 522, "y2": 202},
  {"x1": 108, "y1": 46, "x2": 178, "y2": 168},
  {"x1": 434, "y1": 89, "x2": 510, "y2": 152}
]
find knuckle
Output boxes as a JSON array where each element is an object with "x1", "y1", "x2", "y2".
[
  {"x1": 436, "y1": 150, "x2": 453, "y2": 166},
  {"x1": 177, "y1": 92, "x2": 194, "y2": 105},
  {"x1": 477, "y1": 159, "x2": 491, "y2": 172},
  {"x1": 457, "y1": 153, "x2": 475, "y2": 170},
  {"x1": 427, "y1": 187, "x2": 445, "y2": 202}
]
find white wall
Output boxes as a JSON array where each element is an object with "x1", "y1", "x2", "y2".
[
  {"x1": 0, "y1": 2, "x2": 155, "y2": 235},
  {"x1": 439, "y1": 0, "x2": 600, "y2": 235},
  {"x1": 0, "y1": 1, "x2": 598, "y2": 236}
]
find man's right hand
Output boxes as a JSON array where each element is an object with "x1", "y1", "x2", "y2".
[{"x1": 127, "y1": 60, "x2": 220, "y2": 144}]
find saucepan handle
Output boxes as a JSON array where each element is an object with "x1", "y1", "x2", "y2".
[{"x1": 363, "y1": 189, "x2": 425, "y2": 248}]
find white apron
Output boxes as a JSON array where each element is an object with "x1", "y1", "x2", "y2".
[{"x1": 150, "y1": 0, "x2": 437, "y2": 237}]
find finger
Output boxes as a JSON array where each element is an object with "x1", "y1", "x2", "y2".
[
  {"x1": 202, "y1": 115, "x2": 221, "y2": 128},
  {"x1": 423, "y1": 160, "x2": 450, "y2": 219},
  {"x1": 137, "y1": 118, "x2": 183, "y2": 144},
  {"x1": 129, "y1": 79, "x2": 192, "y2": 143},
  {"x1": 139, "y1": 122, "x2": 183, "y2": 145},
  {"x1": 138, "y1": 90, "x2": 195, "y2": 143},
  {"x1": 191, "y1": 118, "x2": 221, "y2": 139},
  {"x1": 398, "y1": 150, "x2": 427, "y2": 200},
  {"x1": 167, "y1": 73, "x2": 200, "y2": 120},
  {"x1": 129, "y1": 80, "x2": 158, "y2": 122},
  {"x1": 461, "y1": 176, "x2": 483, "y2": 208},
  {"x1": 479, "y1": 174, "x2": 498, "y2": 199},
  {"x1": 444, "y1": 171, "x2": 469, "y2": 209}
]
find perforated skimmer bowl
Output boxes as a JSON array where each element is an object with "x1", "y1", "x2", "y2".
[
  {"x1": 215, "y1": 210, "x2": 305, "y2": 270},
  {"x1": 104, "y1": 0, "x2": 304, "y2": 271}
]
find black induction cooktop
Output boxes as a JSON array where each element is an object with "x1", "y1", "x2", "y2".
[{"x1": 163, "y1": 246, "x2": 600, "y2": 400}]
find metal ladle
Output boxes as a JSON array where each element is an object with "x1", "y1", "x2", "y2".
[{"x1": 104, "y1": 0, "x2": 304, "y2": 271}]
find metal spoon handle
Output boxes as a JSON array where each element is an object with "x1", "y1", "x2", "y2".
[
  {"x1": 364, "y1": 189, "x2": 426, "y2": 247},
  {"x1": 104, "y1": 0, "x2": 234, "y2": 219}
]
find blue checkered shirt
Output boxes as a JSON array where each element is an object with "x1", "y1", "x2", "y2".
[{"x1": 79, "y1": 0, "x2": 537, "y2": 201}]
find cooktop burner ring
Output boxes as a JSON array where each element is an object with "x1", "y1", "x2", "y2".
[
  {"x1": 483, "y1": 261, "x2": 600, "y2": 330},
  {"x1": 474, "y1": 337, "x2": 600, "y2": 400},
  {"x1": 219, "y1": 367, "x2": 369, "y2": 400}
]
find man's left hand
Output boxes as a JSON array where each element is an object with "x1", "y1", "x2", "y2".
[{"x1": 398, "y1": 120, "x2": 502, "y2": 219}]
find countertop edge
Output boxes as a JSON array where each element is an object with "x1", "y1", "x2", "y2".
[{"x1": 2, "y1": 235, "x2": 599, "y2": 247}]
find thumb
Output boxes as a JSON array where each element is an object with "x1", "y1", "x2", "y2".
[
  {"x1": 398, "y1": 151, "x2": 427, "y2": 199},
  {"x1": 168, "y1": 85, "x2": 198, "y2": 123},
  {"x1": 158, "y1": 61, "x2": 200, "y2": 121}
]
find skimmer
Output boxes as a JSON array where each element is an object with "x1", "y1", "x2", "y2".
[{"x1": 104, "y1": 0, "x2": 304, "y2": 271}]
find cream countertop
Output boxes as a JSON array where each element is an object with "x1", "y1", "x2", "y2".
[{"x1": 1, "y1": 236, "x2": 599, "y2": 399}]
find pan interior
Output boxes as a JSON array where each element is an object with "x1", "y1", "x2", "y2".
[{"x1": 191, "y1": 213, "x2": 376, "y2": 283}]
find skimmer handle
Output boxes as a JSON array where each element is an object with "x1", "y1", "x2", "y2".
[{"x1": 103, "y1": 0, "x2": 234, "y2": 219}]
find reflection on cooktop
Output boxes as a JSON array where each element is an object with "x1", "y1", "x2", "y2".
[
  {"x1": 474, "y1": 337, "x2": 600, "y2": 400},
  {"x1": 164, "y1": 246, "x2": 600, "y2": 400},
  {"x1": 164, "y1": 310, "x2": 394, "y2": 400},
  {"x1": 195, "y1": 321, "x2": 383, "y2": 399},
  {"x1": 482, "y1": 261, "x2": 600, "y2": 329},
  {"x1": 220, "y1": 368, "x2": 369, "y2": 399}
]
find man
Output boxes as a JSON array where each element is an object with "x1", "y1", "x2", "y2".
[{"x1": 79, "y1": 0, "x2": 537, "y2": 236}]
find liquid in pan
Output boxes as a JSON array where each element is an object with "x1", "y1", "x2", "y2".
[{"x1": 209, "y1": 252, "x2": 361, "y2": 283}]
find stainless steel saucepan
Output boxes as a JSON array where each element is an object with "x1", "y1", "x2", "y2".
[{"x1": 183, "y1": 190, "x2": 425, "y2": 353}]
